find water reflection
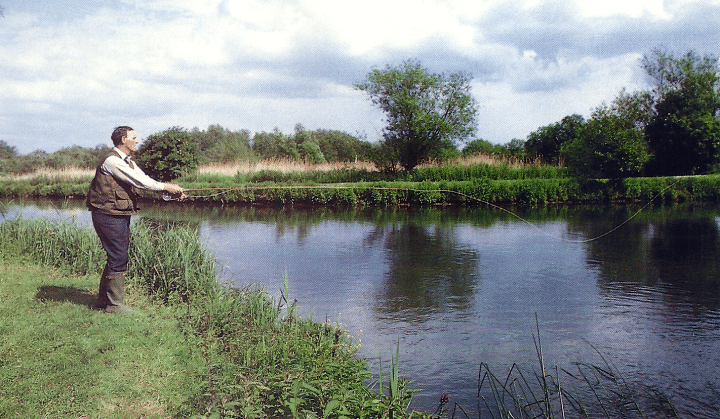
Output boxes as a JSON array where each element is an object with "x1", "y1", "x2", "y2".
[
  {"x1": 369, "y1": 223, "x2": 479, "y2": 322},
  {"x1": 5, "y1": 199, "x2": 720, "y2": 416},
  {"x1": 569, "y1": 206, "x2": 720, "y2": 312}
]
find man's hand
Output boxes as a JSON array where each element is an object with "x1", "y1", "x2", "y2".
[{"x1": 164, "y1": 183, "x2": 186, "y2": 201}]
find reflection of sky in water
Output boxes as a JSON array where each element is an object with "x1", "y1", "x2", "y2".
[
  {"x1": 6, "y1": 200, "x2": 720, "y2": 416},
  {"x1": 2, "y1": 204, "x2": 93, "y2": 226}
]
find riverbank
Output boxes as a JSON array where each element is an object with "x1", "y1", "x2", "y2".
[
  {"x1": 0, "y1": 219, "x2": 425, "y2": 418},
  {"x1": 2, "y1": 162, "x2": 718, "y2": 206},
  {"x1": 0, "y1": 214, "x2": 686, "y2": 418}
]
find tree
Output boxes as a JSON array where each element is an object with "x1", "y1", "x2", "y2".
[
  {"x1": 192, "y1": 125, "x2": 252, "y2": 164},
  {"x1": 0, "y1": 140, "x2": 17, "y2": 160},
  {"x1": 135, "y1": 127, "x2": 199, "y2": 182},
  {"x1": 251, "y1": 128, "x2": 300, "y2": 161},
  {"x1": 642, "y1": 49, "x2": 720, "y2": 175},
  {"x1": 314, "y1": 129, "x2": 373, "y2": 163},
  {"x1": 503, "y1": 139, "x2": 526, "y2": 160},
  {"x1": 293, "y1": 124, "x2": 326, "y2": 164},
  {"x1": 525, "y1": 114, "x2": 585, "y2": 165},
  {"x1": 462, "y1": 139, "x2": 502, "y2": 156},
  {"x1": 562, "y1": 106, "x2": 649, "y2": 180},
  {"x1": 356, "y1": 60, "x2": 478, "y2": 171}
]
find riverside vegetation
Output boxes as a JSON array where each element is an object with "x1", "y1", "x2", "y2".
[
  {"x1": 1, "y1": 157, "x2": 720, "y2": 207},
  {"x1": 0, "y1": 156, "x2": 693, "y2": 418},
  {"x1": 0, "y1": 218, "x2": 423, "y2": 418},
  {"x1": 0, "y1": 213, "x2": 680, "y2": 418}
]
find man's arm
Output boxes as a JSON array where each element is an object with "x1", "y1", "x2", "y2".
[{"x1": 103, "y1": 155, "x2": 183, "y2": 196}]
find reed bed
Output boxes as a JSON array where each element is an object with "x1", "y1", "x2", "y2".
[
  {"x1": 0, "y1": 166, "x2": 95, "y2": 180},
  {"x1": 197, "y1": 158, "x2": 377, "y2": 177},
  {"x1": 453, "y1": 319, "x2": 679, "y2": 419}
]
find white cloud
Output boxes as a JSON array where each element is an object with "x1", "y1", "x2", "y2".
[
  {"x1": 474, "y1": 52, "x2": 644, "y2": 141},
  {"x1": 0, "y1": 0, "x2": 718, "y2": 153},
  {"x1": 578, "y1": 0, "x2": 670, "y2": 18}
]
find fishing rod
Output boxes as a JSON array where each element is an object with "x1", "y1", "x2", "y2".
[{"x1": 162, "y1": 180, "x2": 679, "y2": 244}]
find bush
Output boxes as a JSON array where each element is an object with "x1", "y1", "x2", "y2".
[{"x1": 135, "y1": 126, "x2": 199, "y2": 182}]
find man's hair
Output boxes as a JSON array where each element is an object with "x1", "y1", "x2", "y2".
[{"x1": 111, "y1": 126, "x2": 134, "y2": 146}]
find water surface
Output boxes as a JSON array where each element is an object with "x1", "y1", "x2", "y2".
[{"x1": 4, "y1": 199, "x2": 720, "y2": 416}]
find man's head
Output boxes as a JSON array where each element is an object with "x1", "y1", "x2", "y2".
[
  {"x1": 111, "y1": 126, "x2": 135, "y2": 147},
  {"x1": 112, "y1": 126, "x2": 139, "y2": 155}
]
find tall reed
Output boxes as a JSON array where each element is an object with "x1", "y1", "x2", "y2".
[
  {"x1": 0, "y1": 218, "x2": 218, "y2": 304},
  {"x1": 470, "y1": 319, "x2": 678, "y2": 419}
]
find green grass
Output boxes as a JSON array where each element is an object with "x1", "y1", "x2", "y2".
[
  {"x1": 0, "y1": 261, "x2": 203, "y2": 418},
  {"x1": 0, "y1": 219, "x2": 425, "y2": 418}
]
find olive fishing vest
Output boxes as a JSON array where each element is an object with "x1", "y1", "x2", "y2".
[{"x1": 86, "y1": 150, "x2": 138, "y2": 216}]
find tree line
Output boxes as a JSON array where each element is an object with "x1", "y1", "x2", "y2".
[
  {"x1": 523, "y1": 48, "x2": 720, "y2": 179},
  {"x1": 2, "y1": 47, "x2": 717, "y2": 182},
  {"x1": 354, "y1": 48, "x2": 720, "y2": 179},
  {"x1": 0, "y1": 124, "x2": 376, "y2": 177}
]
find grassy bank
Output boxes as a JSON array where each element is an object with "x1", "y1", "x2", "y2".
[
  {"x1": 0, "y1": 261, "x2": 202, "y2": 418},
  {"x1": 1, "y1": 159, "x2": 719, "y2": 206},
  {"x1": 0, "y1": 218, "x2": 682, "y2": 418},
  {"x1": 0, "y1": 219, "x2": 423, "y2": 418}
]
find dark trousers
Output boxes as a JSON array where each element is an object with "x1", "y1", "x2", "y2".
[{"x1": 91, "y1": 212, "x2": 131, "y2": 273}]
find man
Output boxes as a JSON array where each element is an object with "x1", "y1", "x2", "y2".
[{"x1": 87, "y1": 126, "x2": 185, "y2": 313}]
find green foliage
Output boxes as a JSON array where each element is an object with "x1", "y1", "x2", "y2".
[
  {"x1": 294, "y1": 123, "x2": 326, "y2": 164},
  {"x1": 191, "y1": 124, "x2": 252, "y2": 164},
  {"x1": 252, "y1": 128, "x2": 300, "y2": 161},
  {"x1": 562, "y1": 107, "x2": 649, "y2": 180},
  {"x1": 135, "y1": 126, "x2": 199, "y2": 182},
  {"x1": 525, "y1": 114, "x2": 585, "y2": 164},
  {"x1": 642, "y1": 49, "x2": 720, "y2": 175},
  {"x1": 0, "y1": 175, "x2": 91, "y2": 198},
  {"x1": 356, "y1": 59, "x2": 478, "y2": 171},
  {"x1": 45, "y1": 145, "x2": 112, "y2": 169},
  {"x1": 251, "y1": 124, "x2": 372, "y2": 164},
  {"x1": 315, "y1": 129, "x2": 374, "y2": 163},
  {"x1": 0, "y1": 144, "x2": 113, "y2": 175},
  {"x1": 0, "y1": 140, "x2": 18, "y2": 159},
  {"x1": 461, "y1": 139, "x2": 505, "y2": 156}
]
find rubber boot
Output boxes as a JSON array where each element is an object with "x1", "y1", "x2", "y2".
[
  {"x1": 92, "y1": 266, "x2": 111, "y2": 311},
  {"x1": 104, "y1": 271, "x2": 132, "y2": 313}
]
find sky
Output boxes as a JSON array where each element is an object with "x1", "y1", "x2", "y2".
[{"x1": 1, "y1": 0, "x2": 719, "y2": 154}]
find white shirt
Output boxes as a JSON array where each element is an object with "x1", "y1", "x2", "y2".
[{"x1": 101, "y1": 147, "x2": 166, "y2": 192}]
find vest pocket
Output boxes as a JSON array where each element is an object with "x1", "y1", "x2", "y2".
[{"x1": 115, "y1": 191, "x2": 132, "y2": 210}]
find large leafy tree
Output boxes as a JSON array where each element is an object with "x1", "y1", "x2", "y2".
[
  {"x1": 356, "y1": 60, "x2": 478, "y2": 171},
  {"x1": 562, "y1": 106, "x2": 649, "y2": 180},
  {"x1": 525, "y1": 114, "x2": 585, "y2": 165},
  {"x1": 643, "y1": 49, "x2": 720, "y2": 175}
]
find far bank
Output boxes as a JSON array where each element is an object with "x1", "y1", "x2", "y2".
[{"x1": 1, "y1": 165, "x2": 719, "y2": 207}]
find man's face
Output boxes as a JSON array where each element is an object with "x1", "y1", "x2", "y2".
[{"x1": 123, "y1": 130, "x2": 139, "y2": 153}]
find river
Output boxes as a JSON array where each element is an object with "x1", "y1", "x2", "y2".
[{"x1": 3, "y1": 199, "x2": 720, "y2": 417}]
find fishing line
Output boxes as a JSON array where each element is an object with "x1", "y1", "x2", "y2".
[{"x1": 165, "y1": 180, "x2": 680, "y2": 244}]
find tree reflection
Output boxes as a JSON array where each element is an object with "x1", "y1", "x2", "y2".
[
  {"x1": 569, "y1": 207, "x2": 720, "y2": 312},
  {"x1": 371, "y1": 223, "x2": 480, "y2": 322},
  {"x1": 649, "y1": 218, "x2": 720, "y2": 308}
]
